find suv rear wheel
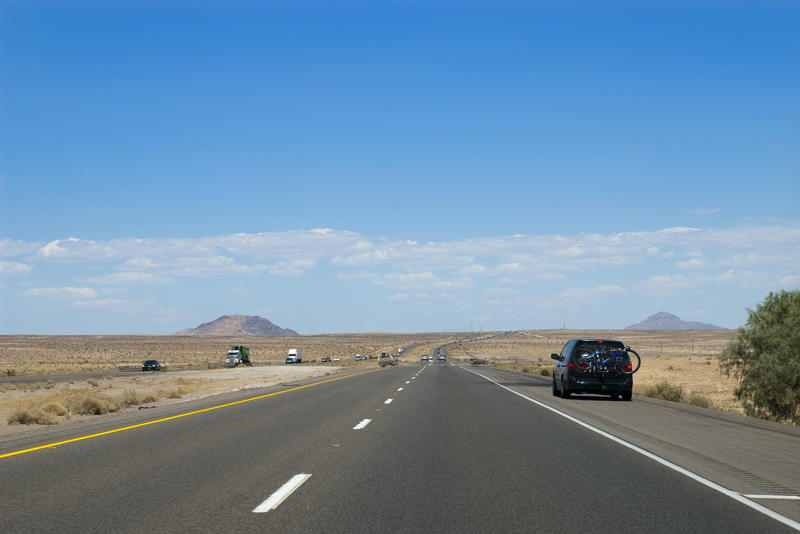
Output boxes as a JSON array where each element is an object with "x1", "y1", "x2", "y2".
[
  {"x1": 560, "y1": 379, "x2": 571, "y2": 398},
  {"x1": 621, "y1": 391, "x2": 632, "y2": 401}
]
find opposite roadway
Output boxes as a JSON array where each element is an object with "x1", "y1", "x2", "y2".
[{"x1": 1, "y1": 362, "x2": 798, "y2": 533}]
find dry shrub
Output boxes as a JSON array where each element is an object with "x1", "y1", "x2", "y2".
[
  {"x1": 118, "y1": 390, "x2": 147, "y2": 406},
  {"x1": 539, "y1": 367, "x2": 552, "y2": 377},
  {"x1": 159, "y1": 388, "x2": 183, "y2": 399},
  {"x1": 643, "y1": 380, "x2": 684, "y2": 402},
  {"x1": 66, "y1": 393, "x2": 120, "y2": 415},
  {"x1": 642, "y1": 380, "x2": 713, "y2": 409},
  {"x1": 86, "y1": 379, "x2": 100, "y2": 387},
  {"x1": 40, "y1": 401, "x2": 68, "y2": 416},
  {"x1": 8, "y1": 408, "x2": 57, "y2": 425},
  {"x1": 686, "y1": 392, "x2": 713, "y2": 408}
]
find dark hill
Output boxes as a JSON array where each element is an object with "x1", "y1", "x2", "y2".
[
  {"x1": 625, "y1": 311, "x2": 726, "y2": 330},
  {"x1": 174, "y1": 315, "x2": 298, "y2": 336}
]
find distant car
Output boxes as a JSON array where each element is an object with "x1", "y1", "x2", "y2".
[
  {"x1": 355, "y1": 355, "x2": 367, "y2": 361},
  {"x1": 142, "y1": 360, "x2": 161, "y2": 371},
  {"x1": 320, "y1": 357, "x2": 331, "y2": 363},
  {"x1": 333, "y1": 357, "x2": 341, "y2": 362},
  {"x1": 551, "y1": 339, "x2": 634, "y2": 400},
  {"x1": 437, "y1": 355, "x2": 445, "y2": 362}
]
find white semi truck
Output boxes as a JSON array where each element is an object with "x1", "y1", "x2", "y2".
[{"x1": 285, "y1": 348, "x2": 302, "y2": 364}]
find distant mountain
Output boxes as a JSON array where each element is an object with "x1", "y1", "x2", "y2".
[
  {"x1": 174, "y1": 315, "x2": 299, "y2": 336},
  {"x1": 625, "y1": 311, "x2": 726, "y2": 330}
]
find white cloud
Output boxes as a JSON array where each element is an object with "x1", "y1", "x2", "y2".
[
  {"x1": 676, "y1": 258, "x2": 705, "y2": 269},
  {"x1": 0, "y1": 239, "x2": 41, "y2": 258},
  {"x1": 0, "y1": 261, "x2": 33, "y2": 277},
  {"x1": 486, "y1": 287, "x2": 518, "y2": 296},
  {"x1": 459, "y1": 264, "x2": 488, "y2": 275},
  {"x1": 25, "y1": 286, "x2": 97, "y2": 299},
  {"x1": 560, "y1": 285, "x2": 625, "y2": 299},
  {"x1": 71, "y1": 298, "x2": 125, "y2": 309},
  {"x1": 5, "y1": 222, "x2": 800, "y2": 308},
  {"x1": 84, "y1": 272, "x2": 168, "y2": 285},
  {"x1": 338, "y1": 272, "x2": 377, "y2": 281}
]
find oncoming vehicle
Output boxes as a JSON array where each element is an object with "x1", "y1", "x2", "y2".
[
  {"x1": 551, "y1": 339, "x2": 640, "y2": 401},
  {"x1": 142, "y1": 360, "x2": 161, "y2": 371}
]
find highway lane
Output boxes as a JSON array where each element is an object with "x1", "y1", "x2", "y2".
[
  {"x1": 1, "y1": 363, "x2": 797, "y2": 533},
  {"x1": 468, "y1": 365, "x2": 800, "y2": 520}
]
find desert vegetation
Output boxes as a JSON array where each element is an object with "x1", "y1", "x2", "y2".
[{"x1": 719, "y1": 290, "x2": 800, "y2": 425}]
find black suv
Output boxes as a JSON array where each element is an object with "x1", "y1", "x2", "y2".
[
  {"x1": 551, "y1": 339, "x2": 633, "y2": 401},
  {"x1": 142, "y1": 359, "x2": 161, "y2": 371}
]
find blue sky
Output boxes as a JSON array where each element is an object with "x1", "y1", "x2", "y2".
[{"x1": 1, "y1": 1, "x2": 798, "y2": 334}]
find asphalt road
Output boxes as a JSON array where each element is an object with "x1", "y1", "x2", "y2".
[{"x1": 1, "y1": 363, "x2": 798, "y2": 533}]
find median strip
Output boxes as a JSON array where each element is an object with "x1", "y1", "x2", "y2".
[
  {"x1": 1, "y1": 369, "x2": 379, "y2": 460},
  {"x1": 253, "y1": 473, "x2": 312, "y2": 513}
]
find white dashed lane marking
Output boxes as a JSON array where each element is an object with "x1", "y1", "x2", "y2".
[
  {"x1": 353, "y1": 419, "x2": 372, "y2": 430},
  {"x1": 253, "y1": 474, "x2": 312, "y2": 513}
]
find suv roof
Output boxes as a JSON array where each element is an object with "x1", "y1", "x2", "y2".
[{"x1": 571, "y1": 338, "x2": 624, "y2": 345}]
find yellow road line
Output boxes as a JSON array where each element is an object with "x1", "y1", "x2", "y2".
[{"x1": 1, "y1": 368, "x2": 380, "y2": 459}]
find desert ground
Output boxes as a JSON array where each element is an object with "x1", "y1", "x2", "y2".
[{"x1": 0, "y1": 329, "x2": 741, "y2": 435}]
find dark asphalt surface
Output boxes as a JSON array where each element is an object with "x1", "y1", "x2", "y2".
[{"x1": 1, "y1": 363, "x2": 797, "y2": 533}]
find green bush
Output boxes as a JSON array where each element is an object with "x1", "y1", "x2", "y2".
[{"x1": 719, "y1": 290, "x2": 800, "y2": 425}]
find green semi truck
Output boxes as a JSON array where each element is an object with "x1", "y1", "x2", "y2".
[{"x1": 225, "y1": 345, "x2": 251, "y2": 366}]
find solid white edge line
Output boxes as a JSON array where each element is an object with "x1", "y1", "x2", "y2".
[
  {"x1": 459, "y1": 366, "x2": 800, "y2": 532},
  {"x1": 384, "y1": 398, "x2": 393, "y2": 404},
  {"x1": 744, "y1": 495, "x2": 800, "y2": 501},
  {"x1": 353, "y1": 418, "x2": 372, "y2": 430},
  {"x1": 253, "y1": 473, "x2": 312, "y2": 513}
]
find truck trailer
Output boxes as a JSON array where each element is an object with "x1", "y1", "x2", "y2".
[{"x1": 285, "y1": 348, "x2": 302, "y2": 364}]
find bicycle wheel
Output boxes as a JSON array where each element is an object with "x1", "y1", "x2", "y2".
[
  {"x1": 616, "y1": 349, "x2": 641, "y2": 374},
  {"x1": 572, "y1": 346, "x2": 593, "y2": 371}
]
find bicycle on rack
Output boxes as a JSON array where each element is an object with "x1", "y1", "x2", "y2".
[{"x1": 572, "y1": 346, "x2": 641, "y2": 375}]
